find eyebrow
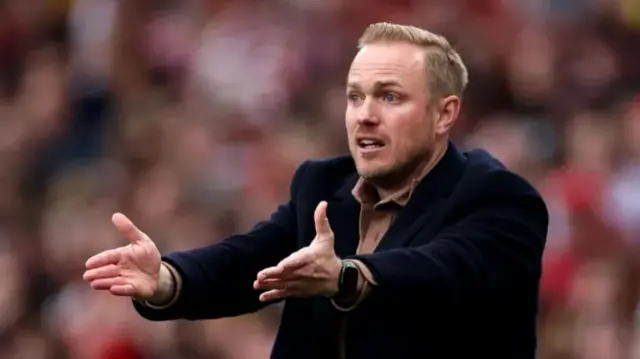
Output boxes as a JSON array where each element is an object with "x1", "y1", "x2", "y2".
[{"x1": 347, "y1": 80, "x2": 403, "y2": 90}]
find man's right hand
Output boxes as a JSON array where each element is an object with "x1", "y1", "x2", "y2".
[{"x1": 83, "y1": 213, "x2": 169, "y2": 302}]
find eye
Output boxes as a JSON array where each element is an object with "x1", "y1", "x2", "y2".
[
  {"x1": 347, "y1": 92, "x2": 362, "y2": 103},
  {"x1": 382, "y1": 93, "x2": 399, "y2": 103}
]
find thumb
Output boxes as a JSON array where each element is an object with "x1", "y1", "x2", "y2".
[
  {"x1": 112, "y1": 213, "x2": 149, "y2": 245},
  {"x1": 313, "y1": 201, "x2": 333, "y2": 238}
]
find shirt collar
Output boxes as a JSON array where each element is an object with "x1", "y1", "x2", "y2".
[{"x1": 351, "y1": 145, "x2": 448, "y2": 208}]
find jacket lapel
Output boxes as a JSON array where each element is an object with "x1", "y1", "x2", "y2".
[
  {"x1": 376, "y1": 143, "x2": 466, "y2": 251},
  {"x1": 326, "y1": 174, "x2": 361, "y2": 258}
]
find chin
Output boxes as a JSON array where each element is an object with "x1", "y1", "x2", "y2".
[{"x1": 356, "y1": 164, "x2": 392, "y2": 180}]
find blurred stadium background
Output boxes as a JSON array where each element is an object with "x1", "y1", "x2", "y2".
[{"x1": 1, "y1": 0, "x2": 640, "y2": 358}]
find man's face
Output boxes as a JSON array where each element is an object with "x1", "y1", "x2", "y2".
[{"x1": 345, "y1": 42, "x2": 437, "y2": 182}]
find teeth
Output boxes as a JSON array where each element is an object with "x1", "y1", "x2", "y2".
[{"x1": 358, "y1": 139, "x2": 383, "y2": 148}]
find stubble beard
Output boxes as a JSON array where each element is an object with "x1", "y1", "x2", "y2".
[{"x1": 357, "y1": 146, "x2": 434, "y2": 190}]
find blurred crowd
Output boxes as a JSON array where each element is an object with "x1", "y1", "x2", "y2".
[{"x1": 1, "y1": 0, "x2": 640, "y2": 358}]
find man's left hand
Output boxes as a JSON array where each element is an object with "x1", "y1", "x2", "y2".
[{"x1": 254, "y1": 201, "x2": 342, "y2": 302}]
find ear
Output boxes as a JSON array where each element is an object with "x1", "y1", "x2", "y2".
[{"x1": 434, "y1": 95, "x2": 461, "y2": 135}]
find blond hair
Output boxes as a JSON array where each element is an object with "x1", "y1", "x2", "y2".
[{"x1": 358, "y1": 22, "x2": 469, "y2": 99}]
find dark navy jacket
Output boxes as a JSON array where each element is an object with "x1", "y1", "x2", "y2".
[{"x1": 134, "y1": 143, "x2": 548, "y2": 358}]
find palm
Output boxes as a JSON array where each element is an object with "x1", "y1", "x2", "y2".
[
  {"x1": 83, "y1": 213, "x2": 162, "y2": 299},
  {"x1": 118, "y1": 241, "x2": 161, "y2": 295},
  {"x1": 124, "y1": 241, "x2": 161, "y2": 277}
]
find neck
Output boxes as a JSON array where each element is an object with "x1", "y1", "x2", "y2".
[{"x1": 371, "y1": 140, "x2": 448, "y2": 198}]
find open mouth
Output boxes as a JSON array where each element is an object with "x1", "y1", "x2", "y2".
[{"x1": 357, "y1": 138, "x2": 386, "y2": 151}]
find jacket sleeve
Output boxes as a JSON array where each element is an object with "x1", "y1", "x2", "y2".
[
  {"x1": 349, "y1": 170, "x2": 548, "y2": 307},
  {"x1": 133, "y1": 161, "x2": 309, "y2": 321}
]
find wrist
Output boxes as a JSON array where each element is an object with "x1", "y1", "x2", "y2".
[
  {"x1": 330, "y1": 260, "x2": 360, "y2": 303},
  {"x1": 147, "y1": 263, "x2": 176, "y2": 305},
  {"x1": 328, "y1": 257, "x2": 342, "y2": 296}
]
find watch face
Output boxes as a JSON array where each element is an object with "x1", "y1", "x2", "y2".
[{"x1": 342, "y1": 264, "x2": 360, "y2": 296}]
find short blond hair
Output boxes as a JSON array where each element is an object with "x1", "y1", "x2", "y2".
[{"x1": 358, "y1": 22, "x2": 469, "y2": 99}]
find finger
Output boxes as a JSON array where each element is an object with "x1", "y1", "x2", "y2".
[
  {"x1": 109, "y1": 284, "x2": 137, "y2": 297},
  {"x1": 254, "y1": 278, "x2": 294, "y2": 291},
  {"x1": 259, "y1": 289, "x2": 289, "y2": 302},
  {"x1": 89, "y1": 277, "x2": 129, "y2": 290},
  {"x1": 257, "y1": 248, "x2": 311, "y2": 280},
  {"x1": 83, "y1": 264, "x2": 120, "y2": 281},
  {"x1": 313, "y1": 201, "x2": 332, "y2": 236},
  {"x1": 85, "y1": 248, "x2": 122, "y2": 269},
  {"x1": 257, "y1": 266, "x2": 285, "y2": 281},
  {"x1": 257, "y1": 252, "x2": 309, "y2": 281},
  {"x1": 112, "y1": 213, "x2": 148, "y2": 245}
]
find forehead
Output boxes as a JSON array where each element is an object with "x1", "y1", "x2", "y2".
[{"x1": 347, "y1": 42, "x2": 427, "y2": 88}]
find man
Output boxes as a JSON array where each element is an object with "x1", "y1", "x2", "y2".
[{"x1": 83, "y1": 23, "x2": 548, "y2": 358}]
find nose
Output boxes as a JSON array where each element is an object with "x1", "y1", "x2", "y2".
[{"x1": 357, "y1": 98, "x2": 380, "y2": 126}]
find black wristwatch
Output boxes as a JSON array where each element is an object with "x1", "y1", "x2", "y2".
[{"x1": 333, "y1": 260, "x2": 360, "y2": 304}]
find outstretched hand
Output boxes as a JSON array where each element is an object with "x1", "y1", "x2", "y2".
[
  {"x1": 83, "y1": 213, "x2": 162, "y2": 300},
  {"x1": 254, "y1": 201, "x2": 342, "y2": 302}
]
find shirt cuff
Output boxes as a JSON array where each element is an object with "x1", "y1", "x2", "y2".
[
  {"x1": 330, "y1": 259, "x2": 376, "y2": 312},
  {"x1": 140, "y1": 262, "x2": 182, "y2": 309},
  {"x1": 349, "y1": 259, "x2": 377, "y2": 286}
]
